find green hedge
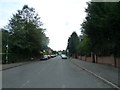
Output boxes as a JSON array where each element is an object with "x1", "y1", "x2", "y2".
[{"x1": 2, "y1": 53, "x2": 30, "y2": 64}]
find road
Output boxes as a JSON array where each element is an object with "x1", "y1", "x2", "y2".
[{"x1": 2, "y1": 56, "x2": 114, "y2": 88}]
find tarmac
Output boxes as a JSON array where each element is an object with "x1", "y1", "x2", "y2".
[{"x1": 0, "y1": 58, "x2": 120, "y2": 89}]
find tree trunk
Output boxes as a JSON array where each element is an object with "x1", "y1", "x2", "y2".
[
  {"x1": 91, "y1": 52, "x2": 95, "y2": 63},
  {"x1": 95, "y1": 54, "x2": 98, "y2": 63},
  {"x1": 113, "y1": 55, "x2": 117, "y2": 68}
]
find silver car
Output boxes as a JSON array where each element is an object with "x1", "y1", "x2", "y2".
[
  {"x1": 41, "y1": 55, "x2": 48, "y2": 60},
  {"x1": 61, "y1": 54, "x2": 67, "y2": 59}
]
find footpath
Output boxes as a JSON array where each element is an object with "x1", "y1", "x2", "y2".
[
  {"x1": 70, "y1": 58, "x2": 120, "y2": 89},
  {"x1": 0, "y1": 60, "x2": 39, "y2": 71}
]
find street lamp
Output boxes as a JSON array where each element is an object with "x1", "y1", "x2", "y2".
[{"x1": 6, "y1": 44, "x2": 8, "y2": 63}]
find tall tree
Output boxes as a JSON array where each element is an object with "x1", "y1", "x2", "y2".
[
  {"x1": 77, "y1": 36, "x2": 91, "y2": 56},
  {"x1": 81, "y1": 2, "x2": 120, "y2": 65},
  {"x1": 4, "y1": 5, "x2": 49, "y2": 62},
  {"x1": 67, "y1": 32, "x2": 79, "y2": 58}
]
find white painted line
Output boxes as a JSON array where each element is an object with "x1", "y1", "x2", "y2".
[
  {"x1": 38, "y1": 66, "x2": 46, "y2": 74},
  {"x1": 61, "y1": 84, "x2": 66, "y2": 88},
  {"x1": 70, "y1": 60, "x2": 120, "y2": 90},
  {"x1": 38, "y1": 63, "x2": 50, "y2": 74},
  {"x1": 20, "y1": 80, "x2": 30, "y2": 88}
]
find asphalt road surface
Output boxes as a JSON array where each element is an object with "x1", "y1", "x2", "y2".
[{"x1": 3, "y1": 56, "x2": 114, "y2": 88}]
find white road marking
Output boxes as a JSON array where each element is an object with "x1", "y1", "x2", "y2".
[
  {"x1": 38, "y1": 63, "x2": 50, "y2": 74},
  {"x1": 61, "y1": 84, "x2": 66, "y2": 88},
  {"x1": 20, "y1": 80, "x2": 30, "y2": 88},
  {"x1": 38, "y1": 67, "x2": 46, "y2": 74}
]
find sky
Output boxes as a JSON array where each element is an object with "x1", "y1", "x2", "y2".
[{"x1": 0, "y1": 0, "x2": 91, "y2": 51}]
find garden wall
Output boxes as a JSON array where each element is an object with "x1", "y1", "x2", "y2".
[{"x1": 78, "y1": 56, "x2": 120, "y2": 67}]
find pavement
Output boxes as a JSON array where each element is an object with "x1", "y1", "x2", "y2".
[
  {"x1": 0, "y1": 60, "x2": 39, "y2": 71},
  {"x1": 1, "y1": 56, "x2": 119, "y2": 89},
  {"x1": 70, "y1": 58, "x2": 120, "y2": 88}
]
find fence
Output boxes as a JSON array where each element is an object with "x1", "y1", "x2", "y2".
[{"x1": 77, "y1": 56, "x2": 120, "y2": 67}]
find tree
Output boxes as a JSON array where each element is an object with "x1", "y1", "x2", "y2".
[
  {"x1": 3, "y1": 5, "x2": 49, "y2": 63},
  {"x1": 104, "y1": 2, "x2": 120, "y2": 67},
  {"x1": 81, "y1": 2, "x2": 120, "y2": 65},
  {"x1": 77, "y1": 36, "x2": 91, "y2": 56},
  {"x1": 62, "y1": 50, "x2": 67, "y2": 55},
  {"x1": 81, "y1": 2, "x2": 108, "y2": 62},
  {"x1": 67, "y1": 32, "x2": 79, "y2": 58}
]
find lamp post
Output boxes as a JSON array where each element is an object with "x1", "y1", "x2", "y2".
[{"x1": 6, "y1": 44, "x2": 8, "y2": 63}]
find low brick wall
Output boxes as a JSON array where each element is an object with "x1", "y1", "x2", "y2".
[
  {"x1": 97, "y1": 56, "x2": 114, "y2": 65},
  {"x1": 116, "y1": 58, "x2": 120, "y2": 67},
  {"x1": 78, "y1": 56, "x2": 120, "y2": 67},
  {"x1": 86, "y1": 57, "x2": 92, "y2": 62},
  {"x1": 78, "y1": 56, "x2": 92, "y2": 62}
]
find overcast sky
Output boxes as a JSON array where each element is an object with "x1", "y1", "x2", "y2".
[{"x1": 0, "y1": 0, "x2": 91, "y2": 51}]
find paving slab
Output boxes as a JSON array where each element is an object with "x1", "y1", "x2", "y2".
[{"x1": 70, "y1": 58, "x2": 120, "y2": 87}]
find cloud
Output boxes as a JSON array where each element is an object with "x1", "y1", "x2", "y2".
[{"x1": 0, "y1": 0, "x2": 90, "y2": 50}]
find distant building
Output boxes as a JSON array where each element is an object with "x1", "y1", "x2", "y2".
[{"x1": 47, "y1": 47, "x2": 52, "y2": 54}]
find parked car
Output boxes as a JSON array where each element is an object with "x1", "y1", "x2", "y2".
[
  {"x1": 61, "y1": 54, "x2": 67, "y2": 59},
  {"x1": 48, "y1": 55, "x2": 51, "y2": 59},
  {"x1": 51, "y1": 54, "x2": 56, "y2": 58},
  {"x1": 40, "y1": 55, "x2": 48, "y2": 60}
]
